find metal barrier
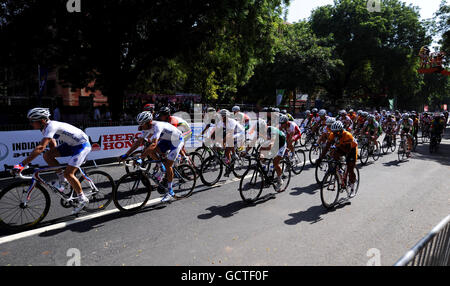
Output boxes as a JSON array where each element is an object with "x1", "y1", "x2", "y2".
[{"x1": 394, "y1": 214, "x2": 450, "y2": 266}]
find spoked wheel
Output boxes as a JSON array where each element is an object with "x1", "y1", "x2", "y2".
[
  {"x1": 348, "y1": 167, "x2": 360, "y2": 198},
  {"x1": 390, "y1": 137, "x2": 397, "y2": 153},
  {"x1": 274, "y1": 160, "x2": 291, "y2": 193},
  {"x1": 113, "y1": 172, "x2": 152, "y2": 213},
  {"x1": 195, "y1": 146, "x2": 213, "y2": 161},
  {"x1": 290, "y1": 148, "x2": 306, "y2": 175},
  {"x1": 172, "y1": 164, "x2": 197, "y2": 199},
  {"x1": 381, "y1": 137, "x2": 390, "y2": 155},
  {"x1": 372, "y1": 143, "x2": 381, "y2": 161},
  {"x1": 315, "y1": 160, "x2": 329, "y2": 184},
  {"x1": 187, "y1": 151, "x2": 203, "y2": 174},
  {"x1": 239, "y1": 166, "x2": 264, "y2": 203},
  {"x1": 309, "y1": 144, "x2": 322, "y2": 166},
  {"x1": 78, "y1": 170, "x2": 115, "y2": 212},
  {"x1": 320, "y1": 171, "x2": 340, "y2": 209},
  {"x1": 421, "y1": 132, "x2": 430, "y2": 144},
  {"x1": 232, "y1": 154, "x2": 252, "y2": 178},
  {"x1": 199, "y1": 156, "x2": 223, "y2": 186},
  {"x1": 124, "y1": 151, "x2": 150, "y2": 174},
  {"x1": 397, "y1": 141, "x2": 407, "y2": 162},
  {"x1": 359, "y1": 145, "x2": 369, "y2": 165},
  {"x1": 0, "y1": 182, "x2": 50, "y2": 231}
]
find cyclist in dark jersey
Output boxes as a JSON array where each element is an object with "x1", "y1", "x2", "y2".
[{"x1": 260, "y1": 125, "x2": 287, "y2": 191}]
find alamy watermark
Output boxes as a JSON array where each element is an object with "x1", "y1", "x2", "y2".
[
  {"x1": 66, "y1": 0, "x2": 81, "y2": 13},
  {"x1": 367, "y1": 0, "x2": 381, "y2": 13},
  {"x1": 67, "y1": 248, "x2": 81, "y2": 266},
  {"x1": 366, "y1": 248, "x2": 381, "y2": 266}
]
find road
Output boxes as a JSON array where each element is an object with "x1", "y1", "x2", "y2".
[{"x1": 0, "y1": 131, "x2": 449, "y2": 266}]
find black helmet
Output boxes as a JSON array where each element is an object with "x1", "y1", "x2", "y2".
[{"x1": 159, "y1": 106, "x2": 171, "y2": 116}]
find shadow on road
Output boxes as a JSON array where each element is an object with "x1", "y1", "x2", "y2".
[
  {"x1": 284, "y1": 202, "x2": 350, "y2": 225},
  {"x1": 410, "y1": 139, "x2": 450, "y2": 167},
  {"x1": 290, "y1": 183, "x2": 320, "y2": 196},
  {"x1": 197, "y1": 194, "x2": 276, "y2": 220}
]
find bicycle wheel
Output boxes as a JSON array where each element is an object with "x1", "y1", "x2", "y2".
[
  {"x1": 291, "y1": 148, "x2": 306, "y2": 175},
  {"x1": 172, "y1": 164, "x2": 197, "y2": 199},
  {"x1": 195, "y1": 146, "x2": 213, "y2": 160},
  {"x1": 239, "y1": 166, "x2": 264, "y2": 203},
  {"x1": 78, "y1": 170, "x2": 114, "y2": 212},
  {"x1": 124, "y1": 150, "x2": 142, "y2": 174},
  {"x1": 320, "y1": 171, "x2": 340, "y2": 209},
  {"x1": 0, "y1": 182, "x2": 50, "y2": 231},
  {"x1": 390, "y1": 137, "x2": 397, "y2": 153},
  {"x1": 299, "y1": 132, "x2": 307, "y2": 147},
  {"x1": 422, "y1": 132, "x2": 430, "y2": 144},
  {"x1": 275, "y1": 160, "x2": 291, "y2": 193},
  {"x1": 309, "y1": 144, "x2": 322, "y2": 165},
  {"x1": 397, "y1": 141, "x2": 406, "y2": 161},
  {"x1": 315, "y1": 160, "x2": 329, "y2": 184},
  {"x1": 187, "y1": 151, "x2": 203, "y2": 174},
  {"x1": 232, "y1": 155, "x2": 251, "y2": 178},
  {"x1": 372, "y1": 143, "x2": 381, "y2": 161},
  {"x1": 359, "y1": 145, "x2": 369, "y2": 165},
  {"x1": 113, "y1": 172, "x2": 152, "y2": 213},
  {"x1": 348, "y1": 167, "x2": 360, "y2": 198},
  {"x1": 381, "y1": 137, "x2": 389, "y2": 155},
  {"x1": 199, "y1": 156, "x2": 223, "y2": 186}
]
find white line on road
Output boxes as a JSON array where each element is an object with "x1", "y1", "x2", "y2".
[{"x1": 0, "y1": 174, "x2": 249, "y2": 245}]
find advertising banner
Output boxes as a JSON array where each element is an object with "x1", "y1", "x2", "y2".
[{"x1": 0, "y1": 130, "x2": 70, "y2": 172}]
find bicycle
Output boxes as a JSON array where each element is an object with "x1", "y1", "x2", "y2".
[
  {"x1": 320, "y1": 156, "x2": 360, "y2": 209},
  {"x1": 199, "y1": 145, "x2": 251, "y2": 186},
  {"x1": 358, "y1": 133, "x2": 380, "y2": 165},
  {"x1": 114, "y1": 156, "x2": 197, "y2": 213},
  {"x1": 429, "y1": 132, "x2": 441, "y2": 153},
  {"x1": 0, "y1": 164, "x2": 114, "y2": 231},
  {"x1": 397, "y1": 133, "x2": 414, "y2": 161},
  {"x1": 239, "y1": 150, "x2": 291, "y2": 203},
  {"x1": 380, "y1": 132, "x2": 397, "y2": 154},
  {"x1": 284, "y1": 144, "x2": 306, "y2": 175}
]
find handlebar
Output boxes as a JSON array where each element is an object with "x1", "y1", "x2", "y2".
[{"x1": 10, "y1": 165, "x2": 33, "y2": 180}]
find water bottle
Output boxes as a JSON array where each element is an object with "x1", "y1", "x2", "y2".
[{"x1": 269, "y1": 165, "x2": 274, "y2": 177}]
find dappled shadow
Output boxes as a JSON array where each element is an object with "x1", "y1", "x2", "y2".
[
  {"x1": 290, "y1": 183, "x2": 320, "y2": 196},
  {"x1": 197, "y1": 194, "x2": 276, "y2": 220},
  {"x1": 410, "y1": 138, "x2": 450, "y2": 166},
  {"x1": 284, "y1": 201, "x2": 350, "y2": 226}
]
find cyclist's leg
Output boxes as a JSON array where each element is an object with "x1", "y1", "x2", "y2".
[
  {"x1": 65, "y1": 144, "x2": 91, "y2": 196},
  {"x1": 43, "y1": 141, "x2": 62, "y2": 167}
]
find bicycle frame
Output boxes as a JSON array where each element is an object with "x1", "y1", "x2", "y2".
[{"x1": 18, "y1": 166, "x2": 97, "y2": 207}]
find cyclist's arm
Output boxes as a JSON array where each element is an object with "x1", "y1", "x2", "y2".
[
  {"x1": 124, "y1": 137, "x2": 145, "y2": 158},
  {"x1": 21, "y1": 137, "x2": 53, "y2": 166}
]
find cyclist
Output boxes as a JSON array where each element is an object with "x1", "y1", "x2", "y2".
[
  {"x1": 317, "y1": 117, "x2": 336, "y2": 146},
  {"x1": 259, "y1": 124, "x2": 287, "y2": 191},
  {"x1": 430, "y1": 113, "x2": 446, "y2": 144},
  {"x1": 13, "y1": 108, "x2": 92, "y2": 214},
  {"x1": 279, "y1": 115, "x2": 301, "y2": 159},
  {"x1": 281, "y1": 109, "x2": 295, "y2": 122},
  {"x1": 121, "y1": 111, "x2": 185, "y2": 202},
  {"x1": 157, "y1": 106, "x2": 192, "y2": 158},
  {"x1": 355, "y1": 112, "x2": 368, "y2": 134},
  {"x1": 232, "y1": 106, "x2": 250, "y2": 131},
  {"x1": 337, "y1": 110, "x2": 353, "y2": 132},
  {"x1": 316, "y1": 121, "x2": 358, "y2": 196},
  {"x1": 216, "y1": 109, "x2": 245, "y2": 177},
  {"x1": 311, "y1": 109, "x2": 327, "y2": 135},
  {"x1": 361, "y1": 114, "x2": 383, "y2": 151},
  {"x1": 396, "y1": 113, "x2": 414, "y2": 157},
  {"x1": 348, "y1": 109, "x2": 357, "y2": 123},
  {"x1": 411, "y1": 111, "x2": 420, "y2": 144}
]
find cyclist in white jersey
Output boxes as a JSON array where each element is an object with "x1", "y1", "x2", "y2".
[
  {"x1": 120, "y1": 112, "x2": 184, "y2": 202},
  {"x1": 13, "y1": 108, "x2": 92, "y2": 214}
]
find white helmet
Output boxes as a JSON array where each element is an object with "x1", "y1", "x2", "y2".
[
  {"x1": 331, "y1": 121, "x2": 344, "y2": 132},
  {"x1": 136, "y1": 111, "x2": 153, "y2": 125},
  {"x1": 27, "y1": 108, "x2": 51, "y2": 121},
  {"x1": 339, "y1": 110, "x2": 347, "y2": 116},
  {"x1": 318, "y1": 109, "x2": 327, "y2": 117},
  {"x1": 220, "y1": 109, "x2": 229, "y2": 117},
  {"x1": 326, "y1": 117, "x2": 336, "y2": 126},
  {"x1": 402, "y1": 113, "x2": 409, "y2": 119},
  {"x1": 232, "y1": 106, "x2": 240, "y2": 112},
  {"x1": 279, "y1": 115, "x2": 289, "y2": 124}
]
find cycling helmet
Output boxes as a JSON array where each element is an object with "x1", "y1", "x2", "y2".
[
  {"x1": 305, "y1": 110, "x2": 311, "y2": 115},
  {"x1": 402, "y1": 113, "x2": 409, "y2": 119},
  {"x1": 281, "y1": 110, "x2": 288, "y2": 115},
  {"x1": 312, "y1": 108, "x2": 318, "y2": 113},
  {"x1": 362, "y1": 112, "x2": 368, "y2": 117},
  {"x1": 159, "y1": 106, "x2": 171, "y2": 116},
  {"x1": 207, "y1": 107, "x2": 216, "y2": 113},
  {"x1": 331, "y1": 121, "x2": 344, "y2": 132},
  {"x1": 220, "y1": 109, "x2": 230, "y2": 117},
  {"x1": 279, "y1": 115, "x2": 289, "y2": 124},
  {"x1": 143, "y1": 104, "x2": 154, "y2": 111},
  {"x1": 368, "y1": 114, "x2": 376, "y2": 120},
  {"x1": 357, "y1": 110, "x2": 362, "y2": 115},
  {"x1": 319, "y1": 109, "x2": 327, "y2": 117},
  {"x1": 339, "y1": 110, "x2": 347, "y2": 116},
  {"x1": 232, "y1": 106, "x2": 240, "y2": 112},
  {"x1": 441, "y1": 113, "x2": 445, "y2": 118},
  {"x1": 27, "y1": 108, "x2": 51, "y2": 121},
  {"x1": 136, "y1": 111, "x2": 153, "y2": 125},
  {"x1": 349, "y1": 109, "x2": 354, "y2": 113},
  {"x1": 326, "y1": 117, "x2": 336, "y2": 126},
  {"x1": 274, "y1": 108, "x2": 280, "y2": 113}
]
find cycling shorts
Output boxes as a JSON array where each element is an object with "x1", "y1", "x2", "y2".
[
  {"x1": 157, "y1": 138, "x2": 184, "y2": 161},
  {"x1": 56, "y1": 142, "x2": 91, "y2": 168}
]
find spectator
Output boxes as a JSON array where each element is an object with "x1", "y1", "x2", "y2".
[
  {"x1": 94, "y1": 106, "x2": 101, "y2": 120},
  {"x1": 105, "y1": 107, "x2": 112, "y2": 121},
  {"x1": 53, "y1": 105, "x2": 61, "y2": 121}
]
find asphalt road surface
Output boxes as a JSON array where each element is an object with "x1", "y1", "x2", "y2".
[{"x1": 0, "y1": 131, "x2": 449, "y2": 266}]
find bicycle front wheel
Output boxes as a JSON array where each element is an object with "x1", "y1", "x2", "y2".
[
  {"x1": 320, "y1": 171, "x2": 340, "y2": 209},
  {"x1": 291, "y1": 148, "x2": 306, "y2": 175},
  {"x1": 359, "y1": 146, "x2": 369, "y2": 165},
  {"x1": 232, "y1": 155, "x2": 251, "y2": 178},
  {"x1": 172, "y1": 164, "x2": 197, "y2": 199},
  {"x1": 113, "y1": 172, "x2": 152, "y2": 213},
  {"x1": 78, "y1": 170, "x2": 115, "y2": 212},
  {"x1": 239, "y1": 166, "x2": 264, "y2": 203},
  {"x1": 200, "y1": 156, "x2": 223, "y2": 186},
  {"x1": 0, "y1": 182, "x2": 50, "y2": 231},
  {"x1": 315, "y1": 160, "x2": 329, "y2": 184},
  {"x1": 309, "y1": 144, "x2": 322, "y2": 165}
]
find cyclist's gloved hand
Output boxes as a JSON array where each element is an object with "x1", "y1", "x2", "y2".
[
  {"x1": 135, "y1": 158, "x2": 143, "y2": 165},
  {"x1": 119, "y1": 154, "x2": 128, "y2": 161},
  {"x1": 12, "y1": 163, "x2": 26, "y2": 173}
]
